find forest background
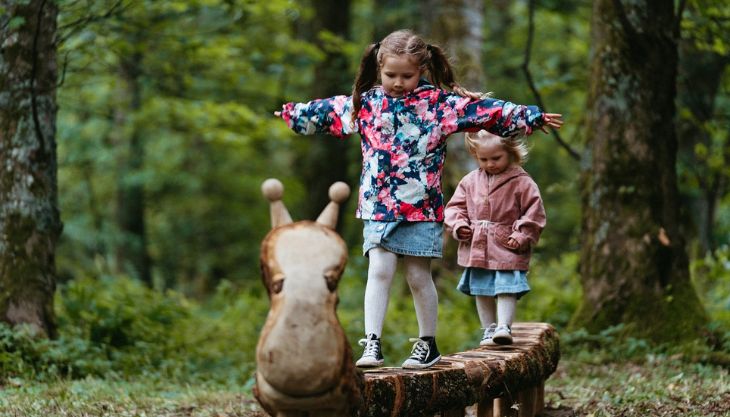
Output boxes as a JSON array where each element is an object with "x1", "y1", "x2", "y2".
[{"x1": 0, "y1": 0, "x2": 728, "y2": 416}]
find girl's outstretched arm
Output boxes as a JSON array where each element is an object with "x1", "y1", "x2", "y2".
[
  {"x1": 276, "y1": 95, "x2": 357, "y2": 138},
  {"x1": 445, "y1": 93, "x2": 562, "y2": 138}
]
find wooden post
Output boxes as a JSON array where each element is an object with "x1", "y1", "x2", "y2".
[
  {"x1": 493, "y1": 397, "x2": 516, "y2": 417},
  {"x1": 535, "y1": 382, "x2": 544, "y2": 416},
  {"x1": 517, "y1": 387, "x2": 536, "y2": 417},
  {"x1": 476, "y1": 399, "x2": 494, "y2": 417}
]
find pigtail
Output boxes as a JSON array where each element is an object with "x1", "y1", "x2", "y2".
[
  {"x1": 351, "y1": 43, "x2": 380, "y2": 119},
  {"x1": 427, "y1": 44, "x2": 483, "y2": 100},
  {"x1": 425, "y1": 44, "x2": 453, "y2": 90}
]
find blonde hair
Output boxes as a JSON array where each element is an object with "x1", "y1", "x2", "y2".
[
  {"x1": 351, "y1": 29, "x2": 481, "y2": 118},
  {"x1": 465, "y1": 130, "x2": 529, "y2": 166}
]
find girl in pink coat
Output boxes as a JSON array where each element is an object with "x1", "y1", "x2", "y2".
[{"x1": 444, "y1": 130, "x2": 546, "y2": 345}]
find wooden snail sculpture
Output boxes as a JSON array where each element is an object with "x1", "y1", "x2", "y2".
[{"x1": 254, "y1": 179, "x2": 363, "y2": 417}]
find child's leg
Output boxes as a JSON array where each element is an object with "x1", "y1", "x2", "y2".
[
  {"x1": 496, "y1": 294, "x2": 517, "y2": 327},
  {"x1": 493, "y1": 294, "x2": 517, "y2": 345},
  {"x1": 364, "y1": 248, "x2": 398, "y2": 337},
  {"x1": 475, "y1": 295, "x2": 496, "y2": 328},
  {"x1": 403, "y1": 255, "x2": 437, "y2": 337},
  {"x1": 401, "y1": 255, "x2": 441, "y2": 369}
]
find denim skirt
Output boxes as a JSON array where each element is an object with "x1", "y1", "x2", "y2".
[
  {"x1": 457, "y1": 267, "x2": 530, "y2": 299},
  {"x1": 362, "y1": 220, "x2": 443, "y2": 258}
]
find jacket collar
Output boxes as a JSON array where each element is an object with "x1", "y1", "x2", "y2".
[
  {"x1": 373, "y1": 78, "x2": 436, "y2": 98},
  {"x1": 481, "y1": 165, "x2": 527, "y2": 191}
]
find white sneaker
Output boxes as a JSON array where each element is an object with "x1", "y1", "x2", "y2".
[
  {"x1": 356, "y1": 333, "x2": 384, "y2": 367},
  {"x1": 480, "y1": 323, "x2": 497, "y2": 346},
  {"x1": 493, "y1": 325, "x2": 513, "y2": 345}
]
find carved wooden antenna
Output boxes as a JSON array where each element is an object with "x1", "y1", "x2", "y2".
[
  {"x1": 261, "y1": 178, "x2": 293, "y2": 228},
  {"x1": 316, "y1": 182, "x2": 350, "y2": 229}
]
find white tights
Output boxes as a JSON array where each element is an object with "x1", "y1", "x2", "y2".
[
  {"x1": 476, "y1": 294, "x2": 517, "y2": 328},
  {"x1": 364, "y1": 248, "x2": 438, "y2": 338}
]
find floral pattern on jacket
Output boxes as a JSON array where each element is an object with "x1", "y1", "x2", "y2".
[
  {"x1": 280, "y1": 80, "x2": 545, "y2": 221},
  {"x1": 444, "y1": 165, "x2": 546, "y2": 271}
]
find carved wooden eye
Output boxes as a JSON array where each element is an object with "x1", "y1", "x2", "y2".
[
  {"x1": 271, "y1": 274, "x2": 285, "y2": 294},
  {"x1": 324, "y1": 270, "x2": 339, "y2": 292}
]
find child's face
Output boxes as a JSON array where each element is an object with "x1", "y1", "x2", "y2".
[
  {"x1": 475, "y1": 140, "x2": 511, "y2": 175},
  {"x1": 379, "y1": 54, "x2": 421, "y2": 97}
]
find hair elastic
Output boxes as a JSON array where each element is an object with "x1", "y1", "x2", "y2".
[{"x1": 374, "y1": 42, "x2": 381, "y2": 49}]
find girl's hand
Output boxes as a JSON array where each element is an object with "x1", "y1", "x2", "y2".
[
  {"x1": 505, "y1": 237, "x2": 520, "y2": 250},
  {"x1": 540, "y1": 113, "x2": 563, "y2": 133},
  {"x1": 274, "y1": 111, "x2": 282, "y2": 117},
  {"x1": 456, "y1": 226, "x2": 472, "y2": 240}
]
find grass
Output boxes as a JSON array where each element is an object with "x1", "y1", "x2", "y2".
[
  {"x1": 544, "y1": 354, "x2": 730, "y2": 417},
  {"x1": 0, "y1": 377, "x2": 264, "y2": 417},
  {"x1": 1, "y1": 348, "x2": 727, "y2": 416}
]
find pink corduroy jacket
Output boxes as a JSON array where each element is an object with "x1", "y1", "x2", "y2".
[{"x1": 444, "y1": 165, "x2": 546, "y2": 271}]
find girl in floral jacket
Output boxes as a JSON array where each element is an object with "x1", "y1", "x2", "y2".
[
  {"x1": 276, "y1": 29, "x2": 562, "y2": 369},
  {"x1": 445, "y1": 130, "x2": 547, "y2": 346}
]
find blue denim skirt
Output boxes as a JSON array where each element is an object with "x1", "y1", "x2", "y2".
[
  {"x1": 362, "y1": 220, "x2": 443, "y2": 258},
  {"x1": 457, "y1": 267, "x2": 530, "y2": 299}
]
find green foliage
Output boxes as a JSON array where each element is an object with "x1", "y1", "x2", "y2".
[
  {"x1": 691, "y1": 246, "x2": 730, "y2": 328},
  {"x1": 0, "y1": 277, "x2": 267, "y2": 384},
  {"x1": 55, "y1": 0, "x2": 323, "y2": 293}
]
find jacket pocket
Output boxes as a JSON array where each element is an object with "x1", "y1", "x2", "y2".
[{"x1": 494, "y1": 224, "x2": 519, "y2": 252}]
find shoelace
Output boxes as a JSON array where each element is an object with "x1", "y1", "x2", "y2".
[
  {"x1": 358, "y1": 338, "x2": 379, "y2": 357},
  {"x1": 407, "y1": 338, "x2": 429, "y2": 360},
  {"x1": 482, "y1": 324, "x2": 497, "y2": 336}
]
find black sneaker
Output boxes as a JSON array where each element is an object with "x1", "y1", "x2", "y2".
[
  {"x1": 356, "y1": 333, "x2": 384, "y2": 367},
  {"x1": 401, "y1": 336, "x2": 441, "y2": 369}
]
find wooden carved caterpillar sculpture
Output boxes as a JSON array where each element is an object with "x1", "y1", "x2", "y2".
[{"x1": 254, "y1": 179, "x2": 363, "y2": 417}]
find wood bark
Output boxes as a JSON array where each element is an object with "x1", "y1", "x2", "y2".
[
  {"x1": 0, "y1": 0, "x2": 61, "y2": 337},
  {"x1": 575, "y1": 0, "x2": 707, "y2": 342},
  {"x1": 359, "y1": 323, "x2": 559, "y2": 417}
]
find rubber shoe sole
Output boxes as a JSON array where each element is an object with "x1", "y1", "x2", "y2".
[
  {"x1": 493, "y1": 328, "x2": 513, "y2": 345},
  {"x1": 480, "y1": 338, "x2": 497, "y2": 346},
  {"x1": 401, "y1": 354, "x2": 441, "y2": 369},
  {"x1": 356, "y1": 357, "x2": 384, "y2": 367}
]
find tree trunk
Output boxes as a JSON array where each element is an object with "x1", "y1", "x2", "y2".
[
  {"x1": 115, "y1": 50, "x2": 152, "y2": 285},
  {"x1": 296, "y1": 0, "x2": 353, "y2": 224},
  {"x1": 575, "y1": 0, "x2": 707, "y2": 342},
  {"x1": 0, "y1": 0, "x2": 61, "y2": 338}
]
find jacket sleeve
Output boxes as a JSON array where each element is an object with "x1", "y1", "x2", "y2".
[
  {"x1": 509, "y1": 178, "x2": 546, "y2": 248},
  {"x1": 279, "y1": 95, "x2": 357, "y2": 138},
  {"x1": 439, "y1": 93, "x2": 545, "y2": 138},
  {"x1": 444, "y1": 179, "x2": 472, "y2": 241}
]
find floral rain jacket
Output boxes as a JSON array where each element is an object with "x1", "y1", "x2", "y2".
[{"x1": 280, "y1": 80, "x2": 545, "y2": 222}]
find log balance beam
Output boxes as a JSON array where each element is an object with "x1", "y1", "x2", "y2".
[
  {"x1": 360, "y1": 322, "x2": 560, "y2": 417},
  {"x1": 255, "y1": 180, "x2": 560, "y2": 417}
]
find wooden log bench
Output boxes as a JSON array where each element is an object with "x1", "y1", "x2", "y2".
[
  {"x1": 254, "y1": 180, "x2": 560, "y2": 417},
  {"x1": 360, "y1": 323, "x2": 560, "y2": 417}
]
